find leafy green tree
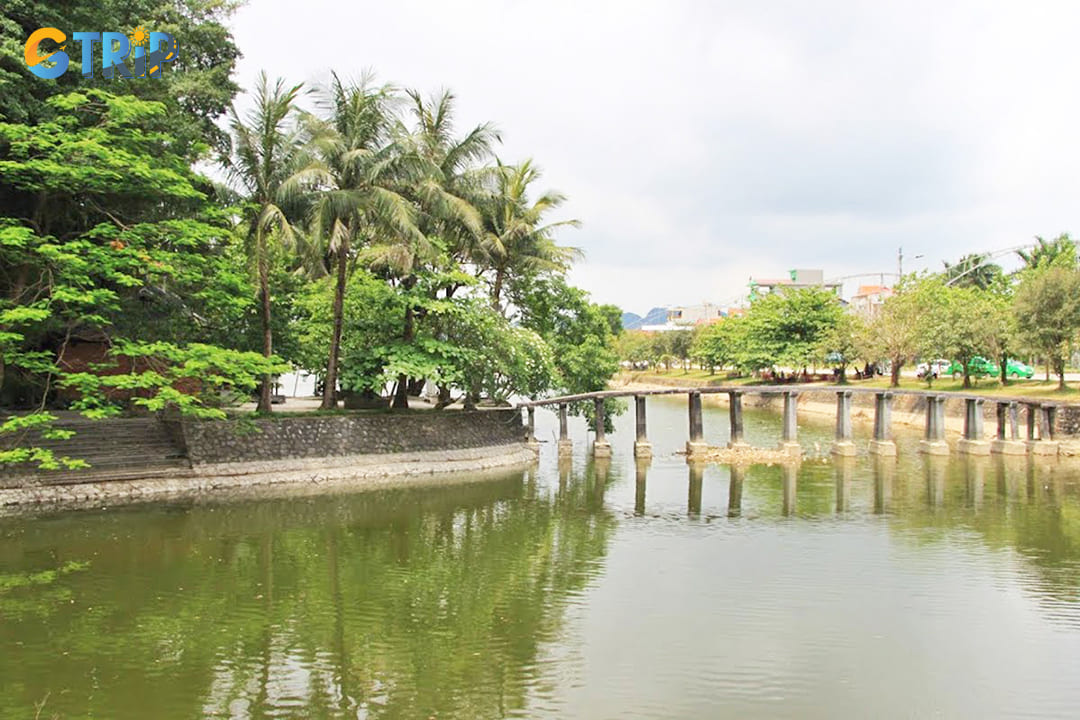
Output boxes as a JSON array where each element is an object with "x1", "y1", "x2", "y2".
[
  {"x1": 515, "y1": 275, "x2": 621, "y2": 431},
  {"x1": 615, "y1": 330, "x2": 653, "y2": 369},
  {"x1": 226, "y1": 72, "x2": 304, "y2": 412},
  {"x1": 925, "y1": 283, "x2": 1002, "y2": 388},
  {"x1": 739, "y1": 287, "x2": 843, "y2": 373},
  {"x1": 1013, "y1": 266, "x2": 1080, "y2": 390},
  {"x1": 0, "y1": 0, "x2": 240, "y2": 158},
  {"x1": 0, "y1": 90, "x2": 273, "y2": 468},
  {"x1": 867, "y1": 274, "x2": 944, "y2": 387},
  {"x1": 667, "y1": 328, "x2": 694, "y2": 371},
  {"x1": 692, "y1": 320, "x2": 740, "y2": 374},
  {"x1": 816, "y1": 312, "x2": 867, "y2": 383}
]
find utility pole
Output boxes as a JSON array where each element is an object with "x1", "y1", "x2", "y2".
[{"x1": 897, "y1": 247, "x2": 903, "y2": 280}]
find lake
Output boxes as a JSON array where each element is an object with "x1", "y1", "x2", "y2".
[{"x1": 1, "y1": 396, "x2": 1079, "y2": 718}]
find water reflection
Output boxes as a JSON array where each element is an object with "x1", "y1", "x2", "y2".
[
  {"x1": 0, "y1": 470, "x2": 617, "y2": 719},
  {"x1": 5, "y1": 397, "x2": 1080, "y2": 718}
]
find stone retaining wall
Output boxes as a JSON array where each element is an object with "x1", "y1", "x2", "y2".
[{"x1": 179, "y1": 409, "x2": 526, "y2": 465}]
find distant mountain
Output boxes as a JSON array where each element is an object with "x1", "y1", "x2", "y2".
[{"x1": 622, "y1": 307, "x2": 668, "y2": 330}]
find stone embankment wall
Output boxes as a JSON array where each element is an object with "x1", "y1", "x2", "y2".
[
  {"x1": 177, "y1": 409, "x2": 526, "y2": 465},
  {"x1": 0, "y1": 409, "x2": 531, "y2": 509}
]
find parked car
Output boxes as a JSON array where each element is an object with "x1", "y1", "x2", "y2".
[
  {"x1": 947, "y1": 356, "x2": 998, "y2": 378},
  {"x1": 916, "y1": 359, "x2": 950, "y2": 379},
  {"x1": 1005, "y1": 359, "x2": 1034, "y2": 379}
]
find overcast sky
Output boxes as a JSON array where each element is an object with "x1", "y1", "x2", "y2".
[{"x1": 229, "y1": 1, "x2": 1080, "y2": 314}]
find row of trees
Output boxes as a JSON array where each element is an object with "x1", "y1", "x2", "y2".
[
  {"x1": 620, "y1": 235, "x2": 1080, "y2": 391},
  {"x1": 0, "y1": 1, "x2": 622, "y2": 470},
  {"x1": 227, "y1": 72, "x2": 620, "y2": 413}
]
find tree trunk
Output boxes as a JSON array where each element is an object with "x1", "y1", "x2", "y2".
[
  {"x1": 392, "y1": 304, "x2": 414, "y2": 409},
  {"x1": 890, "y1": 356, "x2": 902, "y2": 388},
  {"x1": 963, "y1": 367, "x2": 971, "y2": 389},
  {"x1": 491, "y1": 267, "x2": 505, "y2": 311},
  {"x1": 321, "y1": 243, "x2": 348, "y2": 410},
  {"x1": 435, "y1": 384, "x2": 452, "y2": 409},
  {"x1": 999, "y1": 353, "x2": 1008, "y2": 385},
  {"x1": 256, "y1": 238, "x2": 274, "y2": 413}
]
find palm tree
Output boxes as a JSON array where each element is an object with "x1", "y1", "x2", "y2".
[
  {"x1": 475, "y1": 159, "x2": 581, "y2": 313},
  {"x1": 226, "y1": 72, "x2": 304, "y2": 413},
  {"x1": 1017, "y1": 233, "x2": 1078, "y2": 271},
  {"x1": 399, "y1": 89, "x2": 499, "y2": 288},
  {"x1": 284, "y1": 74, "x2": 424, "y2": 410},
  {"x1": 943, "y1": 253, "x2": 1004, "y2": 290},
  {"x1": 359, "y1": 89, "x2": 497, "y2": 408}
]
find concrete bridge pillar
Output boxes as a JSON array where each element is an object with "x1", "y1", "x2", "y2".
[
  {"x1": 686, "y1": 391, "x2": 708, "y2": 458},
  {"x1": 919, "y1": 395, "x2": 949, "y2": 455},
  {"x1": 526, "y1": 407, "x2": 540, "y2": 454},
  {"x1": 728, "y1": 391, "x2": 748, "y2": 449},
  {"x1": 831, "y1": 390, "x2": 856, "y2": 457},
  {"x1": 992, "y1": 401, "x2": 1025, "y2": 455},
  {"x1": 634, "y1": 395, "x2": 652, "y2": 459},
  {"x1": 777, "y1": 391, "x2": 801, "y2": 457},
  {"x1": 1028, "y1": 403, "x2": 1060, "y2": 457},
  {"x1": 869, "y1": 391, "x2": 896, "y2": 456},
  {"x1": 593, "y1": 397, "x2": 611, "y2": 458},
  {"x1": 959, "y1": 397, "x2": 989, "y2": 455},
  {"x1": 557, "y1": 404, "x2": 573, "y2": 457}
]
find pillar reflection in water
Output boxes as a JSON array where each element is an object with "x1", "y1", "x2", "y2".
[
  {"x1": 964, "y1": 457, "x2": 987, "y2": 511},
  {"x1": 593, "y1": 457, "x2": 611, "y2": 506},
  {"x1": 924, "y1": 455, "x2": 947, "y2": 508},
  {"x1": 728, "y1": 465, "x2": 744, "y2": 518},
  {"x1": 634, "y1": 458, "x2": 650, "y2": 516},
  {"x1": 688, "y1": 462, "x2": 704, "y2": 517},
  {"x1": 782, "y1": 463, "x2": 797, "y2": 516},
  {"x1": 873, "y1": 456, "x2": 894, "y2": 514},
  {"x1": 558, "y1": 455, "x2": 572, "y2": 494},
  {"x1": 835, "y1": 457, "x2": 854, "y2": 513}
]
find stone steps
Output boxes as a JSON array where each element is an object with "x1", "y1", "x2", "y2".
[{"x1": 1, "y1": 416, "x2": 190, "y2": 486}]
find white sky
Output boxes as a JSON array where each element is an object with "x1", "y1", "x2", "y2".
[{"x1": 228, "y1": 0, "x2": 1080, "y2": 314}]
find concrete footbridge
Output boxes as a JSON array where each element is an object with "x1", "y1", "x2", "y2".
[{"x1": 518, "y1": 386, "x2": 1069, "y2": 460}]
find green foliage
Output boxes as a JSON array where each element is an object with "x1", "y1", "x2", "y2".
[
  {"x1": 60, "y1": 341, "x2": 289, "y2": 420},
  {"x1": 516, "y1": 276, "x2": 621, "y2": 431},
  {"x1": 0, "y1": 0, "x2": 240, "y2": 157},
  {"x1": 1017, "y1": 234, "x2": 1077, "y2": 273},
  {"x1": 866, "y1": 274, "x2": 944, "y2": 386},
  {"x1": 1013, "y1": 266, "x2": 1080, "y2": 389},
  {"x1": 923, "y1": 283, "x2": 1005, "y2": 388},
  {"x1": 815, "y1": 312, "x2": 867, "y2": 380}
]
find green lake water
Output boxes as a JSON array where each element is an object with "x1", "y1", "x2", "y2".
[{"x1": 2, "y1": 396, "x2": 1079, "y2": 718}]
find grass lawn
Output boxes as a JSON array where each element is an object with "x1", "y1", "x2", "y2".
[{"x1": 855, "y1": 376, "x2": 1080, "y2": 399}]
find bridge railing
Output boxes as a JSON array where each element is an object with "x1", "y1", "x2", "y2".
[{"x1": 518, "y1": 385, "x2": 1066, "y2": 460}]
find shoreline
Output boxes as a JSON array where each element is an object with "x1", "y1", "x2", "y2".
[{"x1": 0, "y1": 443, "x2": 537, "y2": 514}]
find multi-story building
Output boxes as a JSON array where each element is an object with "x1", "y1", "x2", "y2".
[
  {"x1": 849, "y1": 284, "x2": 893, "y2": 319},
  {"x1": 748, "y1": 269, "x2": 842, "y2": 299}
]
